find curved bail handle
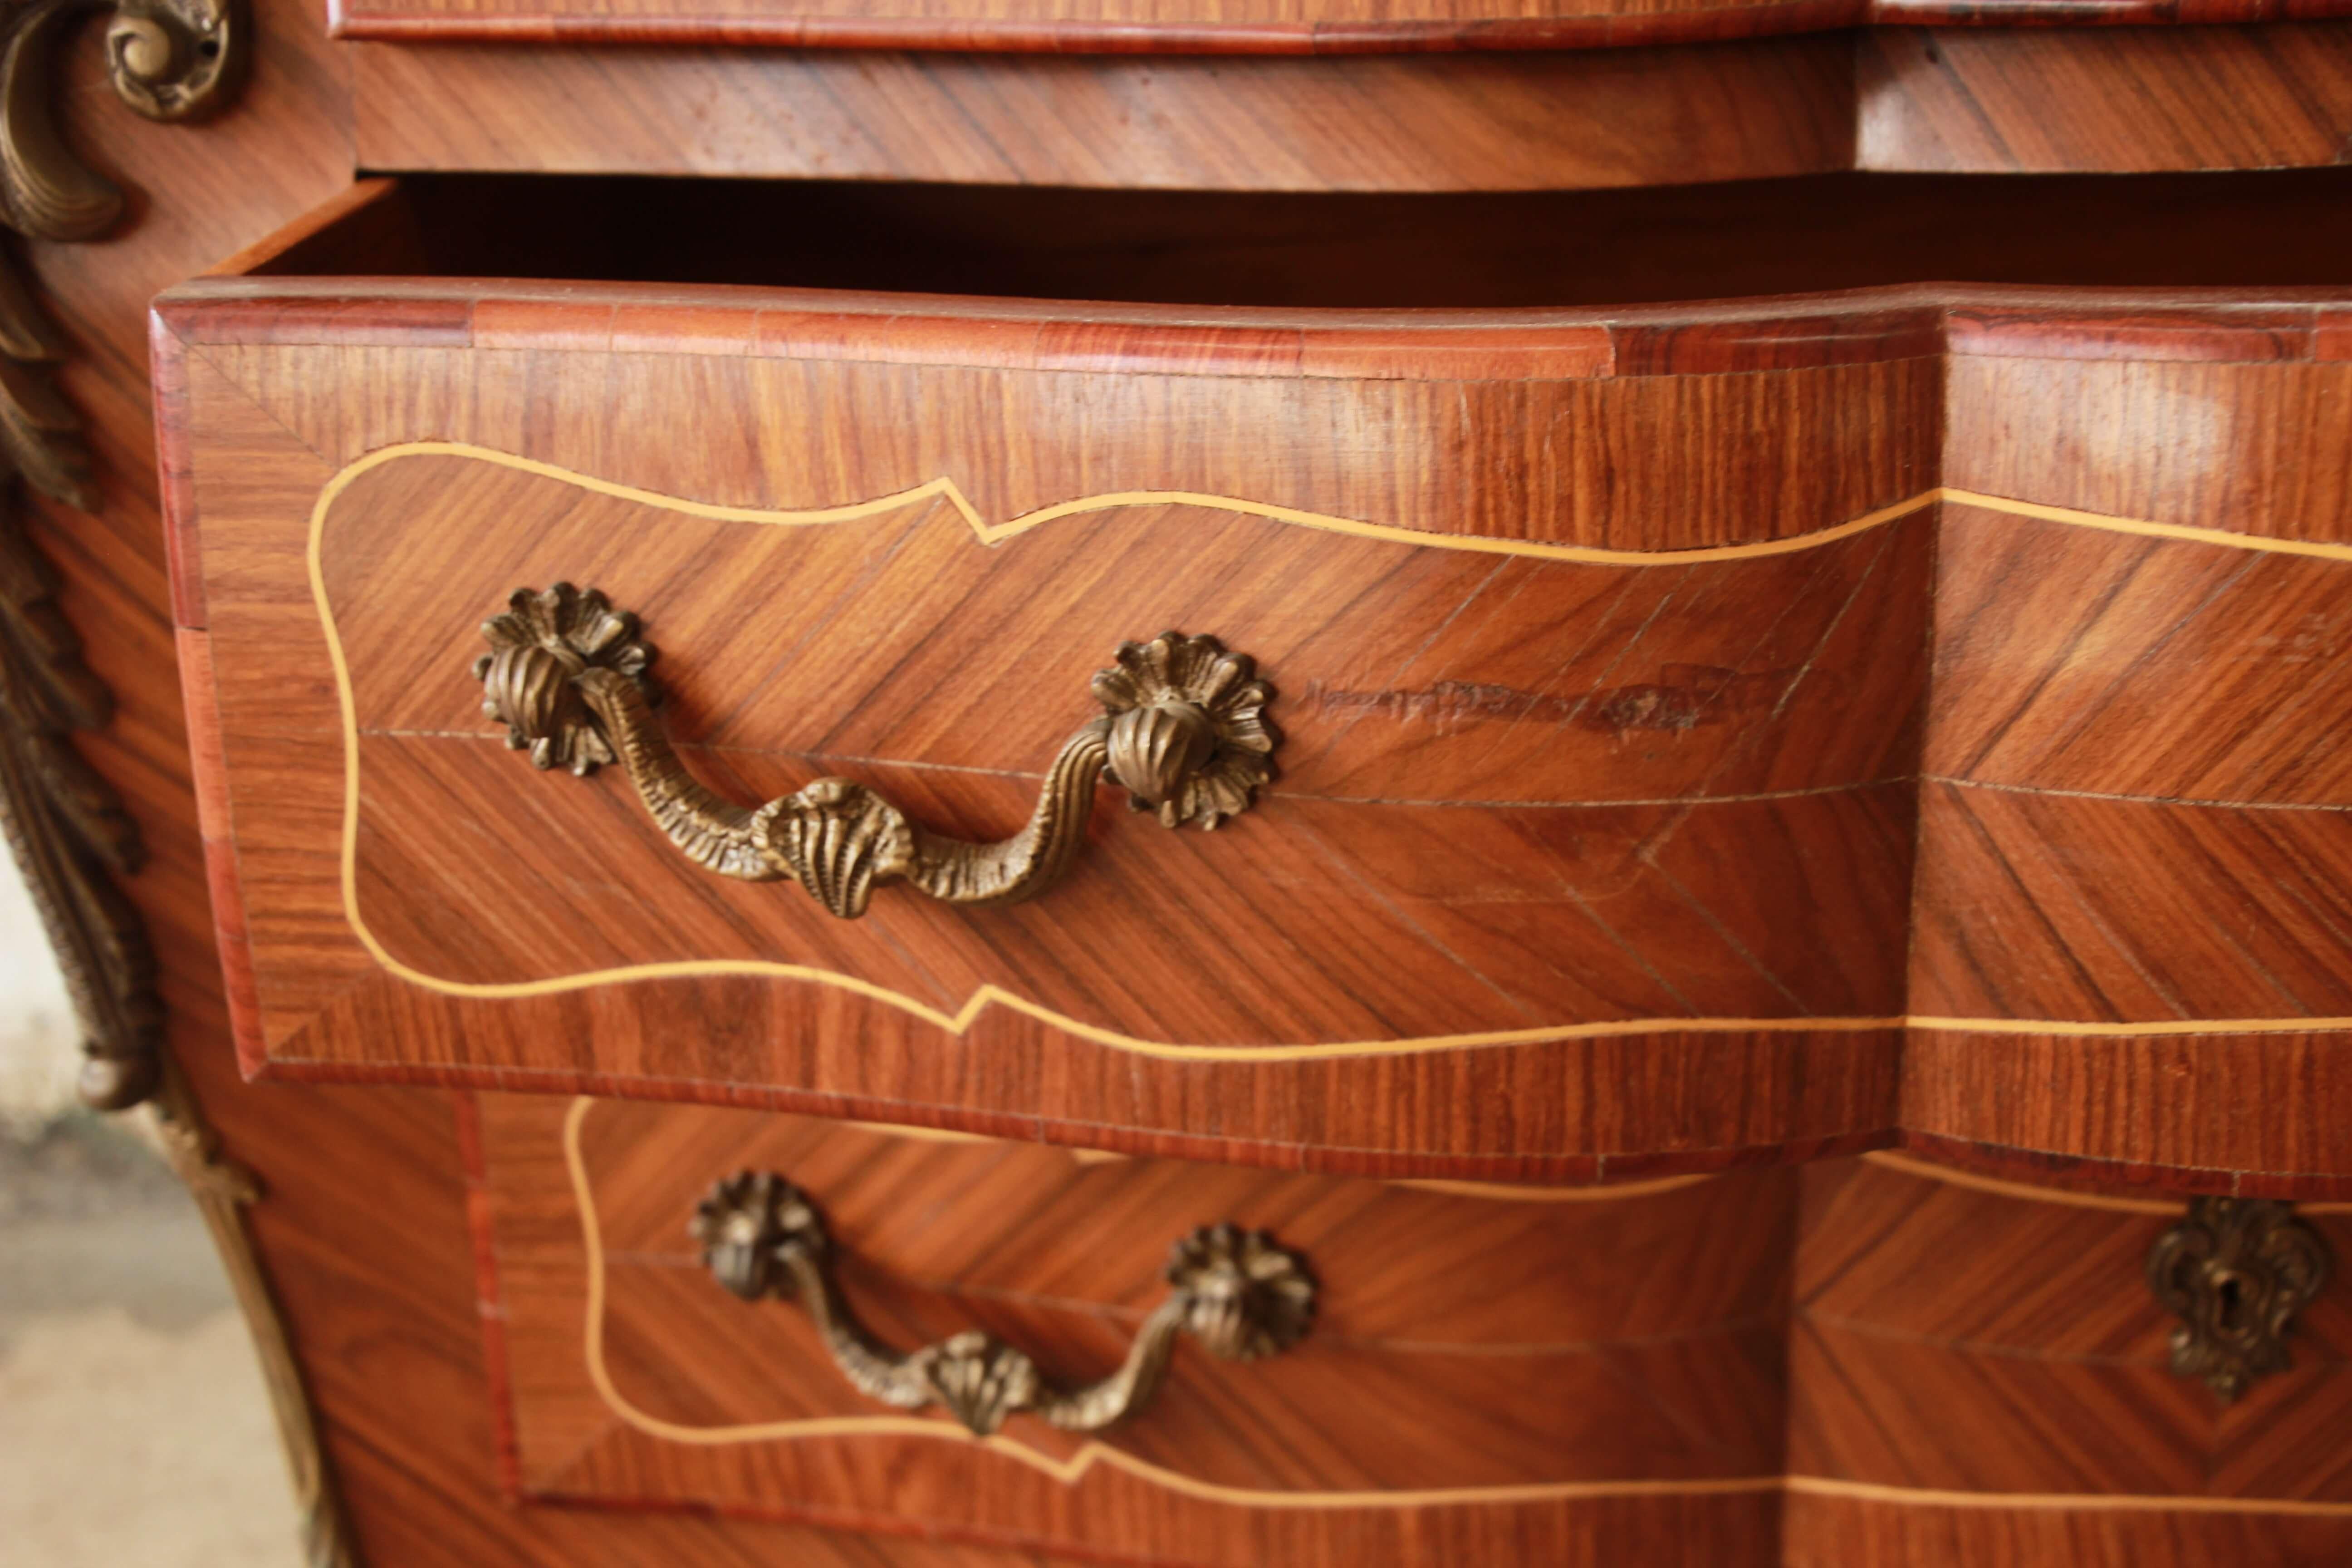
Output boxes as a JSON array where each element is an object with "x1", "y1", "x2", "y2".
[
  {"x1": 472, "y1": 585, "x2": 1280, "y2": 917},
  {"x1": 691, "y1": 1170, "x2": 1317, "y2": 1436}
]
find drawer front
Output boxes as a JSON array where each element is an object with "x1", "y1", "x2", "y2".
[
  {"x1": 474, "y1": 1095, "x2": 1794, "y2": 1565},
  {"x1": 470, "y1": 1098, "x2": 2352, "y2": 1566},
  {"x1": 160, "y1": 274, "x2": 2352, "y2": 1186}
]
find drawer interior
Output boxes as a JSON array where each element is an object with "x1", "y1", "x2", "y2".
[{"x1": 256, "y1": 168, "x2": 2352, "y2": 307}]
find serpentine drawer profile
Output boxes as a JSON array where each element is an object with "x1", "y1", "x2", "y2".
[
  {"x1": 157, "y1": 182, "x2": 2352, "y2": 1189},
  {"x1": 465, "y1": 1097, "x2": 2352, "y2": 1565}
]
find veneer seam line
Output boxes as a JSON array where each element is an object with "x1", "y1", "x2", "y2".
[{"x1": 563, "y1": 1086, "x2": 2352, "y2": 1511}]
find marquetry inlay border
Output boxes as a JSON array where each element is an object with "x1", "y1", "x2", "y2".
[
  {"x1": 557, "y1": 1100, "x2": 2352, "y2": 1516},
  {"x1": 308, "y1": 442, "x2": 2352, "y2": 1062}
]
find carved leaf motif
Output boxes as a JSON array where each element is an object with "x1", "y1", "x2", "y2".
[
  {"x1": 758, "y1": 778, "x2": 916, "y2": 919},
  {"x1": 911, "y1": 1332, "x2": 1043, "y2": 1436},
  {"x1": 1092, "y1": 630, "x2": 1279, "y2": 830},
  {"x1": 475, "y1": 583, "x2": 657, "y2": 775},
  {"x1": 2147, "y1": 1197, "x2": 2332, "y2": 1402},
  {"x1": 1166, "y1": 1222, "x2": 1318, "y2": 1362}
]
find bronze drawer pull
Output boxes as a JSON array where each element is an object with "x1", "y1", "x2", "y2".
[
  {"x1": 690, "y1": 1171, "x2": 1316, "y2": 1436},
  {"x1": 473, "y1": 584, "x2": 1279, "y2": 918}
]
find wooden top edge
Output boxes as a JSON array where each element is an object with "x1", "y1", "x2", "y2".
[
  {"x1": 324, "y1": 0, "x2": 2352, "y2": 53},
  {"x1": 200, "y1": 178, "x2": 402, "y2": 280},
  {"x1": 153, "y1": 277, "x2": 2352, "y2": 376}
]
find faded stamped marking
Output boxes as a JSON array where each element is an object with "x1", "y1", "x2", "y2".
[{"x1": 1308, "y1": 666, "x2": 1802, "y2": 737}]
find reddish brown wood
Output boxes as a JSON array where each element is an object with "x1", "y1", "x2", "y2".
[
  {"x1": 473, "y1": 1096, "x2": 1793, "y2": 1564},
  {"x1": 1859, "y1": 24, "x2": 2352, "y2": 172},
  {"x1": 150, "y1": 247, "x2": 2352, "y2": 1191},
  {"x1": 469, "y1": 1100, "x2": 2352, "y2": 1562},
  {"x1": 348, "y1": 26, "x2": 2352, "y2": 186},
  {"x1": 352, "y1": 37, "x2": 1860, "y2": 191},
  {"x1": 1783, "y1": 1491, "x2": 2352, "y2": 1568},
  {"x1": 324, "y1": 0, "x2": 2352, "y2": 53},
  {"x1": 25, "y1": 5, "x2": 1068, "y2": 1568},
  {"x1": 1792, "y1": 1159, "x2": 2352, "y2": 1499},
  {"x1": 50, "y1": 0, "x2": 2352, "y2": 1562}
]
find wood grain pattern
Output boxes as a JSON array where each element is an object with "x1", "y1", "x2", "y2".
[
  {"x1": 1858, "y1": 23, "x2": 2352, "y2": 172},
  {"x1": 18, "y1": 5, "x2": 1073, "y2": 1568},
  {"x1": 52, "y1": 0, "x2": 2352, "y2": 1562},
  {"x1": 475, "y1": 1096, "x2": 1791, "y2": 1565},
  {"x1": 155, "y1": 260, "x2": 2352, "y2": 1189},
  {"x1": 1791, "y1": 1158, "x2": 2352, "y2": 1507},
  {"x1": 471, "y1": 1098, "x2": 2352, "y2": 1563},
  {"x1": 1782, "y1": 1491, "x2": 2352, "y2": 1568},
  {"x1": 159, "y1": 277, "x2": 1947, "y2": 1176},
  {"x1": 348, "y1": 25, "x2": 2352, "y2": 188},
  {"x1": 353, "y1": 36, "x2": 1862, "y2": 192},
  {"x1": 324, "y1": 0, "x2": 2352, "y2": 53}
]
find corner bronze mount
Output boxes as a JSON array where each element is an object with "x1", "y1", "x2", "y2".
[
  {"x1": 475, "y1": 583, "x2": 1281, "y2": 918},
  {"x1": 2147, "y1": 1196, "x2": 2332, "y2": 1403},
  {"x1": 692, "y1": 1171, "x2": 1317, "y2": 1436},
  {"x1": 0, "y1": 12, "x2": 351, "y2": 1568},
  {"x1": 0, "y1": 0, "x2": 243, "y2": 1112}
]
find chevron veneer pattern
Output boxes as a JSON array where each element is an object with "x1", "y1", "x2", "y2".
[
  {"x1": 465, "y1": 1098, "x2": 2352, "y2": 1566},
  {"x1": 156, "y1": 275, "x2": 2352, "y2": 1191}
]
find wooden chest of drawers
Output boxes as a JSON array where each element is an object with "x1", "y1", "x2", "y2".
[{"x1": 18, "y1": 0, "x2": 2352, "y2": 1562}]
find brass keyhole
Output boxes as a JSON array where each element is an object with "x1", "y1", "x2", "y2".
[{"x1": 2212, "y1": 1269, "x2": 2249, "y2": 1336}]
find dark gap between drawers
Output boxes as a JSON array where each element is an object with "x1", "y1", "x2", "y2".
[{"x1": 283, "y1": 168, "x2": 2352, "y2": 310}]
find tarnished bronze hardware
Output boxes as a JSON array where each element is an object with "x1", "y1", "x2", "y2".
[
  {"x1": 0, "y1": 0, "x2": 246, "y2": 1113},
  {"x1": 691, "y1": 1171, "x2": 1316, "y2": 1436},
  {"x1": 474, "y1": 583, "x2": 1279, "y2": 917},
  {"x1": 2147, "y1": 1196, "x2": 2331, "y2": 1402},
  {"x1": 0, "y1": 12, "x2": 351, "y2": 1568}
]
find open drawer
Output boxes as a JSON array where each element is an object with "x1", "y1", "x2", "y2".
[{"x1": 158, "y1": 172, "x2": 2352, "y2": 1187}]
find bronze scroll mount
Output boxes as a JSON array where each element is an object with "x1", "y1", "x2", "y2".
[
  {"x1": 472, "y1": 584, "x2": 1279, "y2": 917},
  {"x1": 692, "y1": 1171, "x2": 1317, "y2": 1436},
  {"x1": 2147, "y1": 1197, "x2": 2332, "y2": 1402}
]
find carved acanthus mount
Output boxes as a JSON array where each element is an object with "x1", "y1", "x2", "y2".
[
  {"x1": 693, "y1": 1171, "x2": 1316, "y2": 1436},
  {"x1": 0, "y1": 12, "x2": 351, "y2": 1568},
  {"x1": 0, "y1": 0, "x2": 242, "y2": 1110}
]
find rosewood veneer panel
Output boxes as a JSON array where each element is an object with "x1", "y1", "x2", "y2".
[
  {"x1": 157, "y1": 274, "x2": 2352, "y2": 1190},
  {"x1": 474, "y1": 1100, "x2": 2352, "y2": 1563},
  {"x1": 1790, "y1": 1158, "x2": 2352, "y2": 1505},
  {"x1": 326, "y1": 0, "x2": 2352, "y2": 51},
  {"x1": 351, "y1": 25, "x2": 2352, "y2": 189},
  {"x1": 478, "y1": 1097, "x2": 1793, "y2": 1565}
]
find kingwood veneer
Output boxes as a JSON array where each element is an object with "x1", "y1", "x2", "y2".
[
  {"x1": 153, "y1": 211, "x2": 2352, "y2": 1195},
  {"x1": 348, "y1": 24, "x2": 2352, "y2": 189},
  {"x1": 463, "y1": 1095, "x2": 2352, "y2": 1564}
]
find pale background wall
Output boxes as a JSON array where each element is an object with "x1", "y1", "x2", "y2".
[
  {"x1": 0, "y1": 859, "x2": 82, "y2": 1132},
  {"x1": 0, "y1": 863, "x2": 303, "y2": 1567}
]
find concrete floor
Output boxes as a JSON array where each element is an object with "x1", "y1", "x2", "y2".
[{"x1": 0, "y1": 1115, "x2": 305, "y2": 1568}]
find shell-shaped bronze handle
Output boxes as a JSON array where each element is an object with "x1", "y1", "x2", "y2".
[
  {"x1": 692, "y1": 1171, "x2": 1316, "y2": 1436},
  {"x1": 471, "y1": 584, "x2": 1280, "y2": 918}
]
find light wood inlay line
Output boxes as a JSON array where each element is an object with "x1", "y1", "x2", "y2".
[
  {"x1": 561, "y1": 1099, "x2": 1776, "y2": 1506},
  {"x1": 559, "y1": 1102, "x2": 2352, "y2": 1514},
  {"x1": 838, "y1": 1120, "x2": 1718, "y2": 1199},
  {"x1": 313, "y1": 448, "x2": 2352, "y2": 1060},
  {"x1": 1781, "y1": 1477, "x2": 2352, "y2": 1518},
  {"x1": 1861, "y1": 1152, "x2": 2352, "y2": 1214}
]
